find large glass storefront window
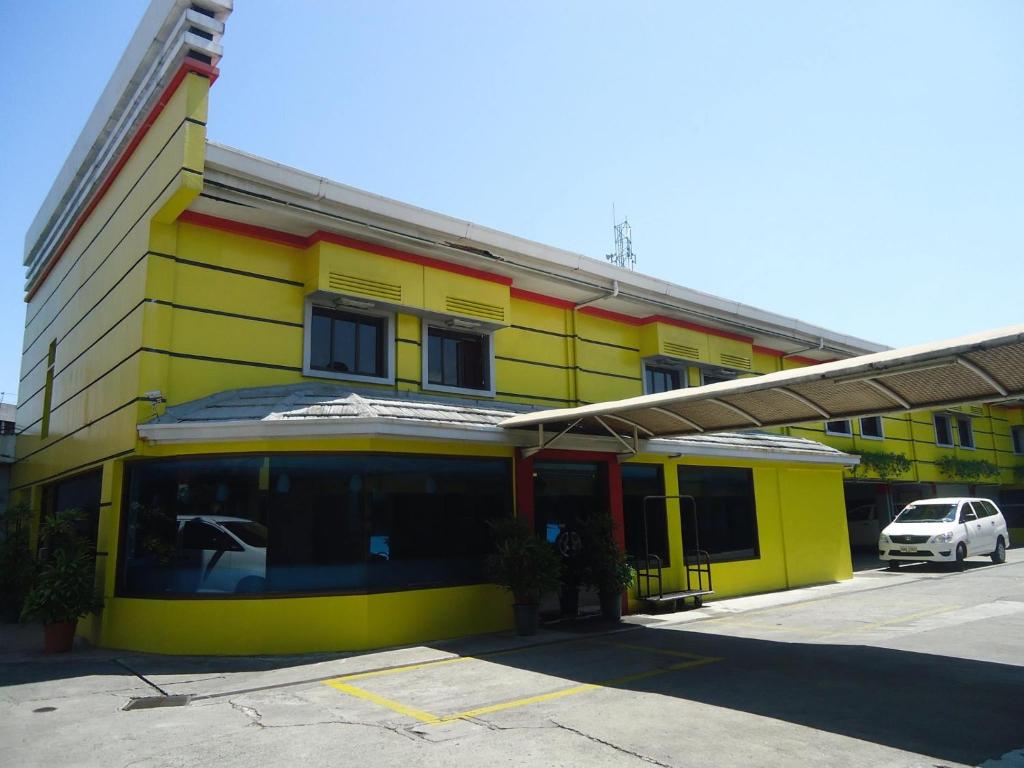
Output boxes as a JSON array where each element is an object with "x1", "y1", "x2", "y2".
[
  {"x1": 121, "y1": 455, "x2": 511, "y2": 596},
  {"x1": 677, "y1": 465, "x2": 759, "y2": 562},
  {"x1": 621, "y1": 464, "x2": 669, "y2": 566}
]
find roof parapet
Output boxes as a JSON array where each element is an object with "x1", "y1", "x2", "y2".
[{"x1": 24, "y1": 0, "x2": 231, "y2": 295}]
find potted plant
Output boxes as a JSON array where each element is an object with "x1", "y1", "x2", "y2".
[
  {"x1": 21, "y1": 510, "x2": 103, "y2": 653},
  {"x1": 579, "y1": 511, "x2": 634, "y2": 621},
  {"x1": 486, "y1": 518, "x2": 562, "y2": 635}
]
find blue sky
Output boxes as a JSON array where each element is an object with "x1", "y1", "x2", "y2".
[{"x1": 1, "y1": 1, "x2": 1022, "y2": 406}]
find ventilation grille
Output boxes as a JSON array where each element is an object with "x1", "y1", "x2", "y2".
[
  {"x1": 663, "y1": 341, "x2": 700, "y2": 360},
  {"x1": 445, "y1": 296, "x2": 505, "y2": 322},
  {"x1": 720, "y1": 353, "x2": 752, "y2": 370},
  {"x1": 328, "y1": 273, "x2": 402, "y2": 302},
  {"x1": 969, "y1": 405, "x2": 984, "y2": 416}
]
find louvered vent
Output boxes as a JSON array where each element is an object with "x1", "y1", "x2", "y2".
[
  {"x1": 664, "y1": 341, "x2": 700, "y2": 360},
  {"x1": 328, "y1": 273, "x2": 402, "y2": 302},
  {"x1": 445, "y1": 296, "x2": 505, "y2": 322},
  {"x1": 720, "y1": 353, "x2": 752, "y2": 370},
  {"x1": 969, "y1": 405, "x2": 984, "y2": 416}
]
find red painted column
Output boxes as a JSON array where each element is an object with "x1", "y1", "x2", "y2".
[
  {"x1": 515, "y1": 453, "x2": 535, "y2": 529},
  {"x1": 605, "y1": 459, "x2": 625, "y2": 549}
]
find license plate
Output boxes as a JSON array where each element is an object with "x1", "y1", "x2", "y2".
[{"x1": 899, "y1": 545, "x2": 915, "y2": 553}]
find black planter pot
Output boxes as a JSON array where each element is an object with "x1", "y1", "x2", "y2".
[
  {"x1": 599, "y1": 591, "x2": 623, "y2": 621},
  {"x1": 513, "y1": 603, "x2": 540, "y2": 636}
]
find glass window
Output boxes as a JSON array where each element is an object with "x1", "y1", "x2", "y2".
[
  {"x1": 120, "y1": 455, "x2": 511, "y2": 596},
  {"x1": 677, "y1": 465, "x2": 758, "y2": 562},
  {"x1": 860, "y1": 416, "x2": 883, "y2": 439},
  {"x1": 426, "y1": 326, "x2": 490, "y2": 391},
  {"x1": 645, "y1": 366, "x2": 681, "y2": 395},
  {"x1": 701, "y1": 370, "x2": 735, "y2": 386},
  {"x1": 826, "y1": 420, "x2": 852, "y2": 436},
  {"x1": 956, "y1": 416, "x2": 975, "y2": 449},
  {"x1": 1012, "y1": 426, "x2": 1024, "y2": 455},
  {"x1": 970, "y1": 501, "x2": 993, "y2": 518},
  {"x1": 896, "y1": 503, "x2": 957, "y2": 523},
  {"x1": 934, "y1": 414, "x2": 953, "y2": 446},
  {"x1": 309, "y1": 306, "x2": 386, "y2": 378},
  {"x1": 622, "y1": 464, "x2": 669, "y2": 566}
]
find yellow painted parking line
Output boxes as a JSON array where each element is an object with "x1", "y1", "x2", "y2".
[
  {"x1": 442, "y1": 683, "x2": 599, "y2": 721},
  {"x1": 327, "y1": 656, "x2": 472, "y2": 684},
  {"x1": 594, "y1": 638, "x2": 718, "y2": 660},
  {"x1": 323, "y1": 679, "x2": 442, "y2": 724},
  {"x1": 814, "y1": 604, "x2": 961, "y2": 640},
  {"x1": 323, "y1": 642, "x2": 724, "y2": 725}
]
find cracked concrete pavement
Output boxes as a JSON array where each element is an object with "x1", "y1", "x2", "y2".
[{"x1": 2, "y1": 553, "x2": 1023, "y2": 767}]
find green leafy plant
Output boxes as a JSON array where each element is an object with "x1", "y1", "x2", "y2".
[
  {"x1": 935, "y1": 456, "x2": 1000, "y2": 482},
  {"x1": 578, "y1": 511, "x2": 634, "y2": 595},
  {"x1": 848, "y1": 450, "x2": 912, "y2": 480},
  {"x1": 486, "y1": 518, "x2": 562, "y2": 605},
  {"x1": 0, "y1": 502, "x2": 35, "y2": 622},
  {"x1": 20, "y1": 510, "x2": 103, "y2": 625}
]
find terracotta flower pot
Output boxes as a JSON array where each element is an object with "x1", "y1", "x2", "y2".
[{"x1": 43, "y1": 620, "x2": 77, "y2": 653}]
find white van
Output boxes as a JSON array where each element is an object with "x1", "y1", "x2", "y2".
[{"x1": 879, "y1": 497, "x2": 1009, "y2": 570}]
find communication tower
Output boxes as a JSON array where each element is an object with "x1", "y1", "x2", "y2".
[{"x1": 605, "y1": 214, "x2": 637, "y2": 271}]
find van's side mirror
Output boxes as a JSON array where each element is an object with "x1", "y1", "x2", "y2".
[{"x1": 960, "y1": 512, "x2": 977, "y2": 523}]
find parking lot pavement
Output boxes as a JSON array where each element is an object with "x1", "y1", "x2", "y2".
[{"x1": 2, "y1": 554, "x2": 1023, "y2": 768}]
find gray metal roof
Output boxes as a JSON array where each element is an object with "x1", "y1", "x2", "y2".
[{"x1": 142, "y1": 383, "x2": 850, "y2": 462}]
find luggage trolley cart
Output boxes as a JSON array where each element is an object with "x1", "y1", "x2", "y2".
[{"x1": 633, "y1": 494, "x2": 713, "y2": 611}]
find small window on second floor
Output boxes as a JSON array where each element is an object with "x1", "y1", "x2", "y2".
[
  {"x1": 1012, "y1": 425, "x2": 1024, "y2": 455},
  {"x1": 956, "y1": 416, "x2": 975, "y2": 449},
  {"x1": 425, "y1": 325, "x2": 492, "y2": 393},
  {"x1": 644, "y1": 365, "x2": 682, "y2": 394},
  {"x1": 934, "y1": 413, "x2": 953, "y2": 447},
  {"x1": 306, "y1": 304, "x2": 391, "y2": 382},
  {"x1": 701, "y1": 369, "x2": 735, "y2": 386},
  {"x1": 826, "y1": 420, "x2": 852, "y2": 436},
  {"x1": 860, "y1": 416, "x2": 884, "y2": 440}
]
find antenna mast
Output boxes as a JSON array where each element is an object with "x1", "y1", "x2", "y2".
[{"x1": 605, "y1": 211, "x2": 637, "y2": 271}]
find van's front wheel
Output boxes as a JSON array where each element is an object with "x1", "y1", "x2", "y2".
[
  {"x1": 955, "y1": 543, "x2": 967, "y2": 571},
  {"x1": 991, "y1": 537, "x2": 1006, "y2": 565}
]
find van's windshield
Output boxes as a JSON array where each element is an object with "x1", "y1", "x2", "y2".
[{"x1": 894, "y1": 504, "x2": 957, "y2": 523}]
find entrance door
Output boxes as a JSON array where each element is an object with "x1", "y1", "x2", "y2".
[{"x1": 533, "y1": 461, "x2": 607, "y2": 616}]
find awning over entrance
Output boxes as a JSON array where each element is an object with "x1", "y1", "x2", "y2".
[{"x1": 499, "y1": 324, "x2": 1024, "y2": 439}]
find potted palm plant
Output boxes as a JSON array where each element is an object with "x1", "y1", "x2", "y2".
[
  {"x1": 21, "y1": 510, "x2": 103, "y2": 653},
  {"x1": 486, "y1": 518, "x2": 562, "y2": 635},
  {"x1": 580, "y1": 511, "x2": 634, "y2": 621}
]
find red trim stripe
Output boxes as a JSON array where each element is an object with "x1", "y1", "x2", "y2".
[
  {"x1": 753, "y1": 345, "x2": 784, "y2": 357},
  {"x1": 26, "y1": 58, "x2": 219, "y2": 302},
  {"x1": 578, "y1": 306, "x2": 645, "y2": 326},
  {"x1": 509, "y1": 287, "x2": 574, "y2": 310},
  {"x1": 178, "y1": 211, "x2": 514, "y2": 287},
  {"x1": 644, "y1": 314, "x2": 753, "y2": 343}
]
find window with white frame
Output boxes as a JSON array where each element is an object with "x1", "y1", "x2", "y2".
[
  {"x1": 423, "y1": 321, "x2": 494, "y2": 395},
  {"x1": 934, "y1": 413, "x2": 953, "y2": 447},
  {"x1": 956, "y1": 415, "x2": 975, "y2": 449},
  {"x1": 1013, "y1": 425, "x2": 1024, "y2": 455},
  {"x1": 304, "y1": 301, "x2": 394, "y2": 383},
  {"x1": 825, "y1": 419, "x2": 852, "y2": 436},
  {"x1": 700, "y1": 369, "x2": 735, "y2": 386},
  {"x1": 860, "y1": 416, "x2": 884, "y2": 440},
  {"x1": 644, "y1": 364, "x2": 684, "y2": 394}
]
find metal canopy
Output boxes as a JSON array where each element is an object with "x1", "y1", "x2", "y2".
[{"x1": 500, "y1": 324, "x2": 1024, "y2": 439}]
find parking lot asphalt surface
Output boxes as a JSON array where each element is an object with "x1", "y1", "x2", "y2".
[{"x1": 2, "y1": 551, "x2": 1023, "y2": 768}]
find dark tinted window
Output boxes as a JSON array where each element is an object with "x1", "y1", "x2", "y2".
[
  {"x1": 645, "y1": 366, "x2": 681, "y2": 394},
  {"x1": 309, "y1": 306, "x2": 385, "y2": 378},
  {"x1": 934, "y1": 414, "x2": 953, "y2": 446},
  {"x1": 427, "y1": 327, "x2": 489, "y2": 390},
  {"x1": 860, "y1": 417, "x2": 883, "y2": 438},
  {"x1": 956, "y1": 417, "x2": 974, "y2": 449},
  {"x1": 622, "y1": 464, "x2": 669, "y2": 566},
  {"x1": 677, "y1": 465, "x2": 758, "y2": 562},
  {"x1": 826, "y1": 420, "x2": 852, "y2": 435},
  {"x1": 121, "y1": 455, "x2": 510, "y2": 596},
  {"x1": 1013, "y1": 426, "x2": 1024, "y2": 455}
]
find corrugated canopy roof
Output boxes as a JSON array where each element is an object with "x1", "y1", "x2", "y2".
[{"x1": 500, "y1": 324, "x2": 1024, "y2": 438}]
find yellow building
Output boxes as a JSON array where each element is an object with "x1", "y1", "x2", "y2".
[{"x1": 12, "y1": 1, "x2": 1022, "y2": 655}]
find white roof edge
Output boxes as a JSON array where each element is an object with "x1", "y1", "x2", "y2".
[
  {"x1": 24, "y1": 0, "x2": 232, "y2": 287},
  {"x1": 136, "y1": 416, "x2": 857, "y2": 466},
  {"x1": 203, "y1": 142, "x2": 887, "y2": 355}
]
